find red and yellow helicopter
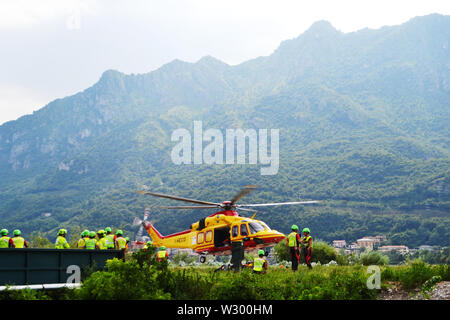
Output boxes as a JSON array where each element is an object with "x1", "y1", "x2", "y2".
[{"x1": 135, "y1": 186, "x2": 318, "y2": 262}]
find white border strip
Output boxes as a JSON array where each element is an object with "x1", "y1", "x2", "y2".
[{"x1": 0, "y1": 283, "x2": 81, "y2": 291}]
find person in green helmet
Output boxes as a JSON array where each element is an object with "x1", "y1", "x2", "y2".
[
  {"x1": 104, "y1": 227, "x2": 116, "y2": 249},
  {"x1": 85, "y1": 232, "x2": 97, "y2": 250},
  {"x1": 253, "y1": 249, "x2": 268, "y2": 274},
  {"x1": 55, "y1": 229, "x2": 70, "y2": 249},
  {"x1": 301, "y1": 228, "x2": 313, "y2": 269},
  {"x1": 115, "y1": 230, "x2": 127, "y2": 250},
  {"x1": 12, "y1": 229, "x2": 28, "y2": 248},
  {"x1": 156, "y1": 245, "x2": 169, "y2": 262},
  {"x1": 0, "y1": 229, "x2": 14, "y2": 248},
  {"x1": 286, "y1": 224, "x2": 301, "y2": 271},
  {"x1": 96, "y1": 230, "x2": 107, "y2": 250},
  {"x1": 143, "y1": 240, "x2": 153, "y2": 250},
  {"x1": 76, "y1": 230, "x2": 90, "y2": 249}
]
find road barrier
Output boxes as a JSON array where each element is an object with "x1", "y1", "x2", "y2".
[{"x1": 0, "y1": 248, "x2": 124, "y2": 286}]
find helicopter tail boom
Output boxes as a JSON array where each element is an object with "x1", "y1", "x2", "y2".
[{"x1": 143, "y1": 220, "x2": 193, "y2": 249}]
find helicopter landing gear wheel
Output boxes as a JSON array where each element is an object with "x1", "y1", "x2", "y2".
[{"x1": 199, "y1": 256, "x2": 206, "y2": 263}]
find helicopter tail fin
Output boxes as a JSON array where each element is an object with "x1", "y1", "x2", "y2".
[{"x1": 142, "y1": 220, "x2": 164, "y2": 245}]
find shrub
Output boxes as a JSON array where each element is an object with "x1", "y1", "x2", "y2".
[
  {"x1": 359, "y1": 251, "x2": 389, "y2": 266},
  {"x1": 306, "y1": 241, "x2": 339, "y2": 264}
]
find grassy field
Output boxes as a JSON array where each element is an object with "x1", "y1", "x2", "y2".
[{"x1": 1, "y1": 250, "x2": 448, "y2": 300}]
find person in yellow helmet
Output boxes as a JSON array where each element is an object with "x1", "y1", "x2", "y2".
[
  {"x1": 55, "y1": 229, "x2": 70, "y2": 249},
  {"x1": 286, "y1": 225, "x2": 301, "y2": 271},
  {"x1": 96, "y1": 230, "x2": 107, "y2": 250},
  {"x1": 12, "y1": 230, "x2": 28, "y2": 248},
  {"x1": 156, "y1": 246, "x2": 169, "y2": 262},
  {"x1": 253, "y1": 249, "x2": 268, "y2": 274}
]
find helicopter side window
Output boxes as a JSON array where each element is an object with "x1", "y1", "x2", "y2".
[
  {"x1": 249, "y1": 222, "x2": 264, "y2": 234},
  {"x1": 197, "y1": 232, "x2": 204, "y2": 244},
  {"x1": 205, "y1": 231, "x2": 212, "y2": 242},
  {"x1": 232, "y1": 225, "x2": 239, "y2": 238},
  {"x1": 240, "y1": 224, "x2": 249, "y2": 236}
]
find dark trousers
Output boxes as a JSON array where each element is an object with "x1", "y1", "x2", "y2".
[
  {"x1": 231, "y1": 241, "x2": 244, "y2": 272},
  {"x1": 289, "y1": 247, "x2": 299, "y2": 271}
]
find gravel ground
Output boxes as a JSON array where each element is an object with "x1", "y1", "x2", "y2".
[
  {"x1": 427, "y1": 281, "x2": 450, "y2": 300},
  {"x1": 380, "y1": 281, "x2": 450, "y2": 300}
]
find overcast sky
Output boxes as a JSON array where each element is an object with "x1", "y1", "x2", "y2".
[{"x1": 0, "y1": 0, "x2": 449, "y2": 125}]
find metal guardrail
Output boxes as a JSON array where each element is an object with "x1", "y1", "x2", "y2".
[{"x1": 0, "y1": 248, "x2": 124, "y2": 286}]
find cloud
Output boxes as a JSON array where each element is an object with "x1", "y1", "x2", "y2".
[{"x1": 0, "y1": 0, "x2": 449, "y2": 125}]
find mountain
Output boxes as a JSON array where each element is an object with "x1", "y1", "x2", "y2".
[{"x1": 0, "y1": 14, "x2": 449, "y2": 247}]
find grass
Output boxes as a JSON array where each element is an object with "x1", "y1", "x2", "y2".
[{"x1": 1, "y1": 256, "x2": 448, "y2": 300}]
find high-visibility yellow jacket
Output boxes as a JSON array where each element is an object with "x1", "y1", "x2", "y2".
[
  {"x1": 253, "y1": 257, "x2": 266, "y2": 272},
  {"x1": 0, "y1": 236, "x2": 12, "y2": 248},
  {"x1": 157, "y1": 250, "x2": 168, "y2": 260},
  {"x1": 76, "y1": 237, "x2": 87, "y2": 249},
  {"x1": 301, "y1": 236, "x2": 313, "y2": 248},
  {"x1": 115, "y1": 237, "x2": 127, "y2": 250},
  {"x1": 105, "y1": 234, "x2": 115, "y2": 249},
  {"x1": 287, "y1": 232, "x2": 299, "y2": 247},
  {"x1": 85, "y1": 238, "x2": 97, "y2": 250},
  {"x1": 12, "y1": 236, "x2": 27, "y2": 248},
  {"x1": 55, "y1": 236, "x2": 70, "y2": 249},
  {"x1": 97, "y1": 237, "x2": 108, "y2": 250}
]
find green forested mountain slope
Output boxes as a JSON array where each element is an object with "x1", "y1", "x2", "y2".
[{"x1": 0, "y1": 14, "x2": 449, "y2": 246}]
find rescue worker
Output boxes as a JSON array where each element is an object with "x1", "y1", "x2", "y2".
[
  {"x1": 104, "y1": 227, "x2": 116, "y2": 249},
  {"x1": 85, "y1": 231, "x2": 97, "y2": 250},
  {"x1": 115, "y1": 230, "x2": 127, "y2": 251},
  {"x1": 76, "y1": 230, "x2": 90, "y2": 249},
  {"x1": 55, "y1": 229, "x2": 70, "y2": 249},
  {"x1": 0, "y1": 229, "x2": 14, "y2": 248},
  {"x1": 12, "y1": 230, "x2": 28, "y2": 248},
  {"x1": 96, "y1": 230, "x2": 108, "y2": 250},
  {"x1": 156, "y1": 245, "x2": 169, "y2": 262},
  {"x1": 143, "y1": 240, "x2": 153, "y2": 250},
  {"x1": 286, "y1": 225, "x2": 301, "y2": 271},
  {"x1": 253, "y1": 249, "x2": 268, "y2": 274},
  {"x1": 301, "y1": 228, "x2": 313, "y2": 269}
]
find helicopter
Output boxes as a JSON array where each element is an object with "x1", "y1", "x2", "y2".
[{"x1": 135, "y1": 185, "x2": 319, "y2": 262}]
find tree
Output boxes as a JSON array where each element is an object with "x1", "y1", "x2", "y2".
[{"x1": 29, "y1": 232, "x2": 53, "y2": 248}]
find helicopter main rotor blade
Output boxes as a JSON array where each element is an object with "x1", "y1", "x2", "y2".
[
  {"x1": 238, "y1": 200, "x2": 320, "y2": 207},
  {"x1": 137, "y1": 190, "x2": 220, "y2": 206},
  {"x1": 236, "y1": 207, "x2": 258, "y2": 212},
  {"x1": 160, "y1": 205, "x2": 220, "y2": 209},
  {"x1": 230, "y1": 185, "x2": 258, "y2": 205}
]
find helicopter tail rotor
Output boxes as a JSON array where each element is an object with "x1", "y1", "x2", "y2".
[{"x1": 132, "y1": 217, "x2": 143, "y2": 227}]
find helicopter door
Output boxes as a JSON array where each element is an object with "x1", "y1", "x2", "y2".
[{"x1": 214, "y1": 226, "x2": 231, "y2": 248}]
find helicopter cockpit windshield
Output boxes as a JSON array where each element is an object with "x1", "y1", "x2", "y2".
[
  {"x1": 259, "y1": 221, "x2": 271, "y2": 231},
  {"x1": 248, "y1": 221, "x2": 265, "y2": 234}
]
